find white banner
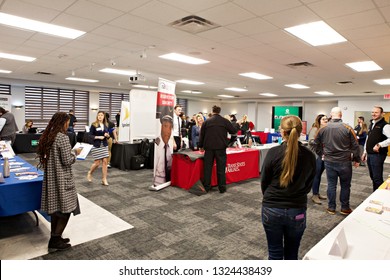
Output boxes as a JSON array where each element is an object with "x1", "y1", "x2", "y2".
[
  {"x1": 150, "y1": 78, "x2": 176, "y2": 190},
  {"x1": 118, "y1": 101, "x2": 130, "y2": 142}
]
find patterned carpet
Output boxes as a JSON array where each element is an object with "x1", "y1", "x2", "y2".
[{"x1": 2, "y1": 152, "x2": 386, "y2": 260}]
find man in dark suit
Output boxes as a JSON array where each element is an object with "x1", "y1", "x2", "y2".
[{"x1": 199, "y1": 105, "x2": 238, "y2": 193}]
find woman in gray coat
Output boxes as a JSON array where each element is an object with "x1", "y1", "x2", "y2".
[{"x1": 37, "y1": 112, "x2": 82, "y2": 252}]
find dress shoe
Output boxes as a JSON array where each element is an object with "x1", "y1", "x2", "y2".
[
  {"x1": 102, "y1": 180, "x2": 109, "y2": 186},
  {"x1": 218, "y1": 186, "x2": 226, "y2": 193},
  {"x1": 87, "y1": 171, "x2": 92, "y2": 182},
  {"x1": 311, "y1": 195, "x2": 321, "y2": 205},
  {"x1": 318, "y1": 194, "x2": 327, "y2": 200}
]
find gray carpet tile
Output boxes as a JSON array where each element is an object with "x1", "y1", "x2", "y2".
[{"x1": 9, "y1": 153, "x2": 388, "y2": 260}]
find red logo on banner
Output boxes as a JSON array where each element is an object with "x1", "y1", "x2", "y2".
[
  {"x1": 384, "y1": 94, "x2": 390, "y2": 99},
  {"x1": 157, "y1": 92, "x2": 175, "y2": 106}
]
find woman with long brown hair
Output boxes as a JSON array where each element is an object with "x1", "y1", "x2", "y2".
[
  {"x1": 37, "y1": 112, "x2": 82, "y2": 252},
  {"x1": 261, "y1": 115, "x2": 316, "y2": 260}
]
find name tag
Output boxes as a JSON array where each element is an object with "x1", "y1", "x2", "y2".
[{"x1": 96, "y1": 127, "x2": 102, "y2": 131}]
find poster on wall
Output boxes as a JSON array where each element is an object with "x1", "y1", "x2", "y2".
[
  {"x1": 149, "y1": 78, "x2": 176, "y2": 191},
  {"x1": 272, "y1": 106, "x2": 302, "y2": 129},
  {"x1": 0, "y1": 95, "x2": 11, "y2": 111}
]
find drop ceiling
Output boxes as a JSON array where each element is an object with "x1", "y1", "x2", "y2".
[{"x1": 0, "y1": 0, "x2": 390, "y2": 102}]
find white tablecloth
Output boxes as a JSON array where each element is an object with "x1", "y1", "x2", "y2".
[
  {"x1": 251, "y1": 143, "x2": 279, "y2": 172},
  {"x1": 304, "y1": 189, "x2": 390, "y2": 260}
]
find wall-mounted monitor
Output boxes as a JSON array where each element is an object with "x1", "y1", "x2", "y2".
[{"x1": 272, "y1": 106, "x2": 302, "y2": 129}]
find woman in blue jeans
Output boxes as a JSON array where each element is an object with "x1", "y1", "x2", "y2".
[{"x1": 261, "y1": 116, "x2": 316, "y2": 260}]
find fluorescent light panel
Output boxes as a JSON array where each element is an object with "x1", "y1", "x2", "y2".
[
  {"x1": 0, "y1": 52, "x2": 36, "y2": 62},
  {"x1": 181, "y1": 90, "x2": 202, "y2": 94},
  {"x1": 0, "y1": 12, "x2": 85, "y2": 39},
  {"x1": 239, "y1": 72, "x2": 273, "y2": 80},
  {"x1": 132, "y1": 85, "x2": 158, "y2": 89},
  {"x1": 345, "y1": 61, "x2": 382, "y2": 72},
  {"x1": 224, "y1": 87, "x2": 248, "y2": 92},
  {"x1": 66, "y1": 77, "x2": 99, "y2": 83},
  {"x1": 315, "y1": 91, "x2": 334, "y2": 96},
  {"x1": 99, "y1": 68, "x2": 137, "y2": 76},
  {"x1": 0, "y1": 69, "x2": 12, "y2": 73},
  {"x1": 159, "y1": 53, "x2": 209, "y2": 65},
  {"x1": 176, "y1": 79, "x2": 204, "y2": 85},
  {"x1": 374, "y1": 79, "x2": 390, "y2": 85},
  {"x1": 285, "y1": 84, "x2": 309, "y2": 89},
  {"x1": 260, "y1": 93, "x2": 278, "y2": 97},
  {"x1": 285, "y1": 21, "x2": 347, "y2": 46},
  {"x1": 217, "y1": 94, "x2": 235, "y2": 98}
]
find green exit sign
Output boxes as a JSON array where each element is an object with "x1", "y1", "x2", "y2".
[{"x1": 31, "y1": 140, "x2": 39, "y2": 146}]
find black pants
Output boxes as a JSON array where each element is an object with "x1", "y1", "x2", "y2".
[
  {"x1": 203, "y1": 149, "x2": 227, "y2": 189},
  {"x1": 174, "y1": 136, "x2": 181, "y2": 152}
]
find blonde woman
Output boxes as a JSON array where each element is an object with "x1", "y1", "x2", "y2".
[
  {"x1": 87, "y1": 111, "x2": 110, "y2": 186},
  {"x1": 191, "y1": 113, "x2": 204, "y2": 150},
  {"x1": 261, "y1": 115, "x2": 316, "y2": 260}
]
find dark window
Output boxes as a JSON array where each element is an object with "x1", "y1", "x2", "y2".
[
  {"x1": 0, "y1": 84, "x2": 11, "y2": 95},
  {"x1": 99, "y1": 92, "x2": 129, "y2": 121},
  {"x1": 25, "y1": 86, "x2": 89, "y2": 132}
]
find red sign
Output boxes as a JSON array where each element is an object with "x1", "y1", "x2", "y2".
[{"x1": 384, "y1": 94, "x2": 390, "y2": 99}]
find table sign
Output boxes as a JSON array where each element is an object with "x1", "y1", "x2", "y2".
[{"x1": 328, "y1": 227, "x2": 348, "y2": 258}]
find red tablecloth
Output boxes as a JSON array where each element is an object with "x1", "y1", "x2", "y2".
[{"x1": 171, "y1": 148, "x2": 259, "y2": 190}]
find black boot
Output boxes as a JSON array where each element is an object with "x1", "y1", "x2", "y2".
[
  {"x1": 60, "y1": 237, "x2": 70, "y2": 243},
  {"x1": 48, "y1": 236, "x2": 71, "y2": 252}
]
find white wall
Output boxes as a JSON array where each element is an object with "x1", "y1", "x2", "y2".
[
  {"x1": 303, "y1": 101, "x2": 337, "y2": 126},
  {"x1": 338, "y1": 96, "x2": 390, "y2": 127},
  {"x1": 186, "y1": 100, "x2": 220, "y2": 117},
  {"x1": 10, "y1": 84, "x2": 25, "y2": 130}
]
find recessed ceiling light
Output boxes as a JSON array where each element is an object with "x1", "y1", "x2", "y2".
[
  {"x1": 159, "y1": 53, "x2": 209, "y2": 65},
  {"x1": 66, "y1": 77, "x2": 99, "y2": 83},
  {"x1": 0, "y1": 12, "x2": 85, "y2": 39},
  {"x1": 259, "y1": 93, "x2": 278, "y2": 97},
  {"x1": 0, "y1": 52, "x2": 36, "y2": 62},
  {"x1": 99, "y1": 68, "x2": 137, "y2": 76},
  {"x1": 0, "y1": 69, "x2": 12, "y2": 73},
  {"x1": 239, "y1": 72, "x2": 273, "y2": 80},
  {"x1": 217, "y1": 94, "x2": 235, "y2": 98},
  {"x1": 345, "y1": 61, "x2": 382, "y2": 72},
  {"x1": 224, "y1": 87, "x2": 248, "y2": 92},
  {"x1": 285, "y1": 21, "x2": 347, "y2": 46},
  {"x1": 176, "y1": 79, "x2": 204, "y2": 85},
  {"x1": 315, "y1": 91, "x2": 334, "y2": 96},
  {"x1": 374, "y1": 79, "x2": 390, "y2": 85},
  {"x1": 181, "y1": 90, "x2": 202, "y2": 94},
  {"x1": 132, "y1": 85, "x2": 158, "y2": 89},
  {"x1": 285, "y1": 84, "x2": 309, "y2": 89}
]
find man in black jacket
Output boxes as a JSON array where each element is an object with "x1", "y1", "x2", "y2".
[
  {"x1": 362, "y1": 106, "x2": 390, "y2": 191},
  {"x1": 199, "y1": 105, "x2": 238, "y2": 193}
]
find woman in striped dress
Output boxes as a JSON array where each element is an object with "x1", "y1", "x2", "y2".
[{"x1": 87, "y1": 111, "x2": 110, "y2": 186}]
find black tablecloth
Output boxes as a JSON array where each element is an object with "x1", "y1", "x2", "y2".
[
  {"x1": 12, "y1": 132, "x2": 77, "y2": 154},
  {"x1": 111, "y1": 143, "x2": 140, "y2": 170}
]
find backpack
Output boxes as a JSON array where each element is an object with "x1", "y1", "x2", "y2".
[{"x1": 140, "y1": 138, "x2": 150, "y2": 158}]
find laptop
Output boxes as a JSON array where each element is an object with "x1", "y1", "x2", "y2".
[{"x1": 28, "y1": 127, "x2": 37, "y2": 134}]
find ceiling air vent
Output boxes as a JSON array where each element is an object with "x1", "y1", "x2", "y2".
[
  {"x1": 336, "y1": 81, "x2": 353, "y2": 85},
  {"x1": 169, "y1": 15, "x2": 220, "y2": 34},
  {"x1": 35, "y1": 71, "x2": 53, "y2": 75},
  {"x1": 286, "y1": 62, "x2": 315, "y2": 68}
]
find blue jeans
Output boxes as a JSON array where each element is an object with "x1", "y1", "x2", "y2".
[
  {"x1": 312, "y1": 156, "x2": 325, "y2": 195},
  {"x1": 324, "y1": 161, "x2": 352, "y2": 210},
  {"x1": 367, "y1": 153, "x2": 387, "y2": 192},
  {"x1": 262, "y1": 206, "x2": 306, "y2": 260}
]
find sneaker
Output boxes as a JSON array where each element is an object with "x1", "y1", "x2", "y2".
[
  {"x1": 107, "y1": 164, "x2": 111, "y2": 168},
  {"x1": 340, "y1": 208, "x2": 353, "y2": 216},
  {"x1": 311, "y1": 195, "x2": 322, "y2": 205},
  {"x1": 326, "y1": 208, "x2": 336, "y2": 215},
  {"x1": 318, "y1": 194, "x2": 327, "y2": 200}
]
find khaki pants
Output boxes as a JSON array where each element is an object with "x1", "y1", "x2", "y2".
[{"x1": 107, "y1": 137, "x2": 113, "y2": 164}]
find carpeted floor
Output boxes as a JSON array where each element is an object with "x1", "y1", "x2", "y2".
[{"x1": 1, "y1": 152, "x2": 386, "y2": 260}]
